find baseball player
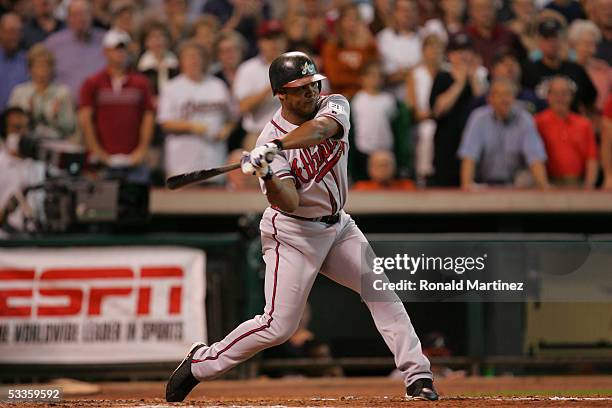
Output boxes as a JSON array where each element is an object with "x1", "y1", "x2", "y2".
[{"x1": 166, "y1": 52, "x2": 437, "y2": 402}]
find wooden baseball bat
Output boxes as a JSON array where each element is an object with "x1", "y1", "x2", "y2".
[{"x1": 165, "y1": 162, "x2": 241, "y2": 190}]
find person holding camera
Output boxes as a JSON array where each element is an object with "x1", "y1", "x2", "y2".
[{"x1": 0, "y1": 107, "x2": 46, "y2": 235}]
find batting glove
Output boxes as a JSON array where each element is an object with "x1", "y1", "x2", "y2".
[
  {"x1": 249, "y1": 143, "x2": 280, "y2": 167},
  {"x1": 240, "y1": 151, "x2": 272, "y2": 178}
]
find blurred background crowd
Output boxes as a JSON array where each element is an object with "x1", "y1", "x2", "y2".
[{"x1": 1, "y1": 0, "x2": 612, "y2": 203}]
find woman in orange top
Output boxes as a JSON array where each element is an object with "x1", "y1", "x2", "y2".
[{"x1": 321, "y1": 4, "x2": 378, "y2": 99}]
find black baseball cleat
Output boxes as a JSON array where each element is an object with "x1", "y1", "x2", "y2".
[
  {"x1": 405, "y1": 378, "x2": 439, "y2": 401},
  {"x1": 165, "y1": 342, "x2": 206, "y2": 402}
]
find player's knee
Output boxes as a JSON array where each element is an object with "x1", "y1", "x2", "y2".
[{"x1": 268, "y1": 322, "x2": 297, "y2": 346}]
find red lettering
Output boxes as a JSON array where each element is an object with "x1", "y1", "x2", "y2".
[
  {"x1": 137, "y1": 287, "x2": 151, "y2": 315},
  {"x1": 169, "y1": 286, "x2": 182, "y2": 314},
  {"x1": 0, "y1": 269, "x2": 35, "y2": 280},
  {"x1": 0, "y1": 289, "x2": 32, "y2": 317},
  {"x1": 88, "y1": 288, "x2": 132, "y2": 316},
  {"x1": 41, "y1": 268, "x2": 133, "y2": 280},
  {"x1": 38, "y1": 289, "x2": 83, "y2": 316}
]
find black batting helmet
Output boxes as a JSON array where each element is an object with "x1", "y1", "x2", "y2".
[{"x1": 269, "y1": 51, "x2": 327, "y2": 95}]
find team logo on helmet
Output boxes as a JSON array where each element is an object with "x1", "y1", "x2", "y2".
[{"x1": 301, "y1": 62, "x2": 316, "y2": 76}]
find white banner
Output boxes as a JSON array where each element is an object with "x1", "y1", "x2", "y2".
[{"x1": 0, "y1": 247, "x2": 206, "y2": 364}]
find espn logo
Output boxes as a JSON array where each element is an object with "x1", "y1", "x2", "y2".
[{"x1": 0, "y1": 267, "x2": 184, "y2": 318}]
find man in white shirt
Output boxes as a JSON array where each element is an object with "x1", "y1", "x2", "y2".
[
  {"x1": 376, "y1": 0, "x2": 423, "y2": 99},
  {"x1": 233, "y1": 20, "x2": 286, "y2": 150},
  {"x1": 158, "y1": 41, "x2": 235, "y2": 181}
]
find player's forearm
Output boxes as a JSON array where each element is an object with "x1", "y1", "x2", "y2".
[
  {"x1": 264, "y1": 177, "x2": 299, "y2": 213},
  {"x1": 277, "y1": 117, "x2": 340, "y2": 150}
]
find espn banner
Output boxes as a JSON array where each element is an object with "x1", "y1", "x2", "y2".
[{"x1": 0, "y1": 247, "x2": 206, "y2": 364}]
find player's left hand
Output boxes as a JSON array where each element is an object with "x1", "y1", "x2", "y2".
[
  {"x1": 249, "y1": 143, "x2": 280, "y2": 166},
  {"x1": 240, "y1": 151, "x2": 270, "y2": 177}
]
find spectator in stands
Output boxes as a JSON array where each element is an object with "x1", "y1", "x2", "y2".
[
  {"x1": 353, "y1": 150, "x2": 415, "y2": 190},
  {"x1": 191, "y1": 14, "x2": 221, "y2": 63},
  {"x1": 92, "y1": 0, "x2": 112, "y2": 30},
  {"x1": 429, "y1": 33, "x2": 487, "y2": 187},
  {"x1": 474, "y1": 51, "x2": 545, "y2": 114},
  {"x1": 79, "y1": 30, "x2": 155, "y2": 183},
  {"x1": 352, "y1": 61, "x2": 397, "y2": 158},
  {"x1": 233, "y1": 20, "x2": 285, "y2": 150},
  {"x1": 203, "y1": 0, "x2": 271, "y2": 59},
  {"x1": 592, "y1": 0, "x2": 612, "y2": 64},
  {"x1": 299, "y1": 0, "x2": 329, "y2": 54},
  {"x1": 8, "y1": 44, "x2": 75, "y2": 140},
  {"x1": 23, "y1": 0, "x2": 65, "y2": 48},
  {"x1": 161, "y1": 0, "x2": 191, "y2": 46},
  {"x1": 507, "y1": 0, "x2": 539, "y2": 56},
  {"x1": 463, "y1": 0, "x2": 526, "y2": 69},
  {"x1": 370, "y1": 0, "x2": 394, "y2": 34},
  {"x1": 522, "y1": 18, "x2": 597, "y2": 112},
  {"x1": 535, "y1": 76, "x2": 598, "y2": 188},
  {"x1": 138, "y1": 20, "x2": 179, "y2": 102},
  {"x1": 45, "y1": 0, "x2": 106, "y2": 104},
  {"x1": 459, "y1": 79, "x2": 549, "y2": 189},
  {"x1": 568, "y1": 20, "x2": 611, "y2": 111},
  {"x1": 0, "y1": 13, "x2": 28, "y2": 110},
  {"x1": 214, "y1": 30, "x2": 246, "y2": 88},
  {"x1": 406, "y1": 34, "x2": 445, "y2": 186},
  {"x1": 376, "y1": 0, "x2": 422, "y2": 99},
  {"x1": 158, "y1": 41, "x2": 235, "y2": 180},
  {"x1": 544, "y1": 0, "x2": 586, "y2": 24},
  {"x1": 602, "y1": 95, "x2": 612, "y2": 188},
  {"x1": 322, "y1": 4, "x2": 378, "y2": 99},
  {"x1": 284, "y1": 11, "x2": 312, "y2": 54},
  {"x1": 0, "y1": 107, "x2": 46, "y2": 235},
  {"x1": 423, "y1": 0, "x2": 466, "y2": 42},
  {"x1": 109, "y1": 0, "x2": 140, "y2": 57}
]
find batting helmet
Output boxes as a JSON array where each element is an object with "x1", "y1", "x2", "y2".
[{"x1": 269, "y1": 51, "x2": 327, "y2": 95}]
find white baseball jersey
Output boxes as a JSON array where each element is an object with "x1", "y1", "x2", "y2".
[
  {"x1": 256, "y1": 94, "x2": 351, "y2": 218},
  {"x1": 158, "y1": 74, "x2": 233, "y2": 178}
]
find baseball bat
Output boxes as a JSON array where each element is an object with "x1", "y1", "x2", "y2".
[{"x1": 166, "y1": 162, "x2": 241, "y2": 190}]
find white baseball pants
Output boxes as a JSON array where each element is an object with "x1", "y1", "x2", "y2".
[{"x1": 191, "y1": 208, "x2": 432, "y2": 386}]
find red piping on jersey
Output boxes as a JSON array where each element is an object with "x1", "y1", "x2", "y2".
[
  {"x1": 330, "y1": 168, "x2": 343, "y2": 208},
  {"x1": 270, "y1": 119, "x2": 287, "y2": 134},
  {"x1": 321, "y1": 178, "x2": 338, "y2": 214},
  {"x1": 314, "y1": 142, "x2": 344, "y2": 183},
  {"x1": 192, "y1": 212, "x2": 280, "y2": 364}
]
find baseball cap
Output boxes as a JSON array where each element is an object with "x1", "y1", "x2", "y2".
[
  {"x1": 103, "y1": 29, "x2": 131, "y2": 49},
  {"x1": 538, "y1": 19, "x2": 563, "y2": 38},
  {"x1": 446, "y1": 33, "x2": 472, "y2": 52},
  {"x1": 257, "y1": 20, "x2": 284, "y2": 39}
]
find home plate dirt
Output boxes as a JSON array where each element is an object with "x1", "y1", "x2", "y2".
[{"x1": 4, "y1": 376, "x2": 612, "y2": 407}]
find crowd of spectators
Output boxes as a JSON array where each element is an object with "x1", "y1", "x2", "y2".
[{"x1": 1, "y1": 0, "x2": 612, "y2": 193}]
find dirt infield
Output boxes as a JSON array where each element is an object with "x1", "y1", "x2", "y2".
[{"x1": 4, "y1": 376, "x2": 612, "y2": 407}]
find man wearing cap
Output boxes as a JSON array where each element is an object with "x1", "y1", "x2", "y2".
[
  {"x1": 522, "y1": 18, "x2": 597, "y2": 112},
  {"x1": 429, "y1": 32, "x2": 488, "y2": 187},
  {"x1": 463, "y1": 0, "x2": 526, "y2": 70},
  {"x1": 79, "y1": 30, "x2": 155, "y2": 183},
  {"x1": 233, "y1": 20, "x2": 286, "y2": 149},
  {"x1": 44, "y1": 0, "x2": 106, "y2": 104}
]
